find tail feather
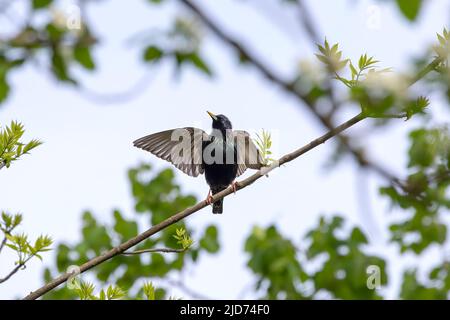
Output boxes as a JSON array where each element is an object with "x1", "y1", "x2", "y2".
[{"x1": 212, "y1": 198, "x2": 223, "y2": 214}]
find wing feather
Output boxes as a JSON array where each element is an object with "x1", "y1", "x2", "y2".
[
  {"x1": 233, "y1": 130, "x2": 264, "y2": 177},
  {"x1": 133, "y1": 127, "x2": 209, "y2": 177}
]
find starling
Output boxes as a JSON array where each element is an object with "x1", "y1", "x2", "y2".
[{"x1": 133, "y1": 111, "x2": 264, "y2": 214}]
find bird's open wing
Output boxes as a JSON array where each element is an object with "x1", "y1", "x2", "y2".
[
  {"x1": 133, "y1": 127, "x2": 209, "y2": 177},
  {"x1": 233, "y1": 130, "x2": 264, "y2": 177}
]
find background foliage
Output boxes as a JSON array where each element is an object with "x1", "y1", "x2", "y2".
[{"x1": 0, "y1": 0, "x2": 449, "y2": 299}]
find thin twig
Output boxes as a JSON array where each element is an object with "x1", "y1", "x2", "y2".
[
  {"x1": 0, "y1": 254, "x2": 34, "y2": 284},
  {"x1": 78, "y1": 70, "x2": 160, "y2": 105},
  {"x1": 0, "y1": 264, "x2": 24, "y2": 284},
  {"x1": 409, "y1": 57, "x2": 443, "y2": 86},
  {"x1": 123, "y1": 247, "x2": 187, "y2": 255},
  {"x1": 297, "y1": 0, "x2": 321, "y2": 42},
  {"x1": 372, "y1": 113, "x2": 408, "y2": 119},
  {"x1": 164, "y1": 277, "x2": 211, "y2": 300},
  {"x1": 23, "y1": 111, "x2": 367, "y2": 300},
  {"x1": 0, "y1": 236, "x2": 7, "y2": 255}
]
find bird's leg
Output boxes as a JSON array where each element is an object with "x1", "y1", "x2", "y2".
[
  {"x1": 230, "y1": 181, "x2": 238, "y2": 194},
  {"x1": 205, "y1": 189, "x2": 214, "y2": 205}
]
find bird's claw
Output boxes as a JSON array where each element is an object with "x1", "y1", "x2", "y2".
[
  {"x1": 230, "y1": 181, "x2": 238, "y2": 194},
  {"x1": 205, "y1": 190, "x2": 214, "y2": 205}
]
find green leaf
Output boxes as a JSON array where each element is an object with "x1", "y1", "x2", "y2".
[
  {"x1": 113, "y1": 210, "x2": 138, "y2": 240},
  {"x1": 34, "y1": 235, "x2": 53, "y2": 251},
  {"x1": 143, "y1": 282, "x2": 156, "y2": 300},
  {"x1": 32, "y1": 0, "x2": 53, "y2": 9},
  {"x1": 400, "y1": 269, "x2": 447, "y2": 299},
  {"x1": 76, "y1": 281, "x2": 96, "y2": 300},
  {"x1": 45, "y1": 23, "x2": 63, "y2": 41},
  {"x1": 315, "y1": 40, "x2": 348, "y2": 72},
  {"x1": 331, "y1": 43, "x2": 339, "y2": 54},
  {"x1": 408, "y1": 129, "x2": 437, "y2": 168},
  {"x1": 22, "y1": 139, "x2": 43, "y2": 154},
  {"x1": 143, "y1": 46, "x2": 164, "y2": 62},
  {"x1": 350, "y1": 227, "x2": 368, "y2": 245},
  {"x1": 51, "y1": 50, "x2": 76, "y2": 84},
  {"x1": 0, "y1": 74, "x2": 10, "y2": 103},
  {"x1": 187, "y1": 53, "x2": 212, "y2": 76},
  {"x1": 74, "y1": 46, "x2": 95, "y2": 70},
  {"x1": 349, "y1": 63, "x2": 358, "y2": 80},
  {"x1": 315, "y1": 54, "x2": 329, "y2": 65},
  {"x1": 5, "y1": 243, "x2": 19, "y2": 251},
  {"x1": 254, "y1": 129, "x2": 274, "y2": 166},
  {"x1": 5, "y1": 233, "x2": 16, "y2": 243},
  {"x1": 199, "y1": 225, "x2": 219, "y2": 253},
  {"x1": 244, "y1": 225, "x2": 308, "y2": 299},
  {"x1": 106, "y1": 285, "x2": 126, "y2": 300},
  {"x1": 396, "y1": 0, "x2": 422, "y2": 21},
  {"x1": 358, "y1": 54, "x2": 366, "y2": 70}
]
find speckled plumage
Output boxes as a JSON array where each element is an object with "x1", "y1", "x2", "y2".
[
  {"x1": 133, "y1": 112, "x2": 264, "y2": 214},
  {"x1": 203, "y1": 115, "x2": 239, "y2": 213}
]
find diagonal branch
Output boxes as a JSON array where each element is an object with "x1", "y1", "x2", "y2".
[
  {"x1": 163, "y1": 277, "x2": 211, "y2": 300},
  {"x1": 78, "y1": 70, "x2": 160, "y2": 105},
  {"x1": 296, "y1": 0, "x2": 321, "y2": 42},
  {"x1": 178, "y1": 0, "x2": 315, "y2": 106},
  {"x1": 123, "y1": 247, "x2": 187, "y2": 255},
  {"x1": 0, "y1": 236, "x2": 7, "y2": 254},
  {"x1": 0, "y1": 254, "x2": 34, "y2": 284},
  {"x1": 0, "y1": 264, "x2": 25, "y2": 284},
  {"x1": 23, "y1": 111, "x2": 367, "y2": 300}
]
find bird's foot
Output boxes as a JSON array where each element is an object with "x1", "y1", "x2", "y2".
[
  {"x1": 230, "y1": 181, "x2": 238, "y2": 194},
  {"x1": 205, "y1": 190, "x2": 214, "y2": 205}
]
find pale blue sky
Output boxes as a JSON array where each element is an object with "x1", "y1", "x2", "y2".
[{"x1": 0, "y1": 0, "x2": 449, "y2": 299}]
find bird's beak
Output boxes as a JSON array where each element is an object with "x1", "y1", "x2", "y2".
[{"x1": 207, "y1": 111, "x2": 218, "y2": 121}]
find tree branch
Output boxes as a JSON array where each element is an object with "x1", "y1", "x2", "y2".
[
  {"x1": 23, "y1": 111, "x2": 367, "y2": 300},
  {"x1": 410, "y1": 57, "x2": 443, "y2": 86},
  {"x1": 123, "y1": 247, "x2": 187, "y2": 255},
  {"x1": 0, "y1": 254, "x2": 34, "y2": 284},
  {"x1": 163, "y1": 277, "x2": 211, "y2": 300},
  {"x1": 297, "y1": 0, "x2": 321, "y2": 43},
  {"x1": 0, "y1": 264, "x2": 24, "y2": 284},
  {"x1": 372, "y1": 113, "x2": 408, "y2": 119},
  {"x1": 78, "y1": 70, "x2": 160, "y2": 105},
  {"x1": 0, "y1": 236, "x2": 6, "y2": 254},
  {"x1": 0, "y1": 161, "x2": 5, "y2": 171}
]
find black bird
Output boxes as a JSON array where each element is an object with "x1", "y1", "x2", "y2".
[{"x1": 133, "y1": 111, "x2": 264, "y2": 214}]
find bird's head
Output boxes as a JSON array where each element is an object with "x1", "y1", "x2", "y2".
[{"x1": 207, "y1": 111, "x2": 232, "y2": 131}]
